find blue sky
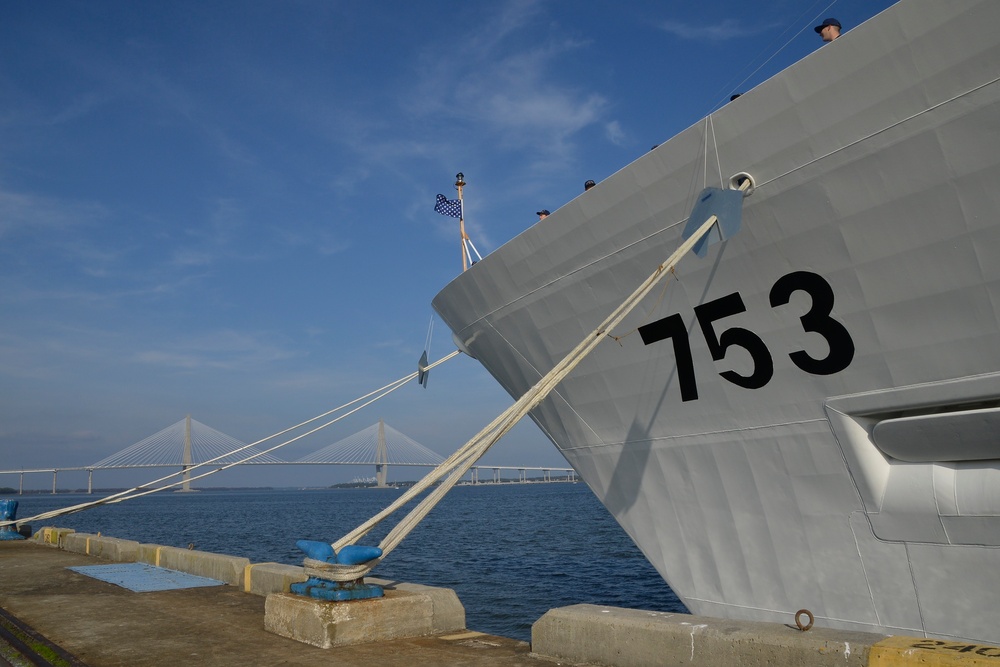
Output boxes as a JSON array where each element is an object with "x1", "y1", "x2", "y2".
[{"x1": 1, "y1": 0, "x2": 895, "y2": 490}]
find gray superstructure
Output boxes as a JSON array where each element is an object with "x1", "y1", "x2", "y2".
[{"x1": 433, "y1": 1, "x2": 1000, "y2": 643}]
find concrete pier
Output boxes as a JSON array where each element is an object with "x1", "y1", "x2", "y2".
[
  {"x1": 0, "y1": 535, "x2": 533, "y2": 666},
  {"x1": 3, "y1": 528, "x2": 999, "y2": 666},
  {"x1": 531, "y1": 606, "x2": 1000, "y2": 666},
  {"x1": 533, "y1": 604, "x2": 881, "y2": 666}
]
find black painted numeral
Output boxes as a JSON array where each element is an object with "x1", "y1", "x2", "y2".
[
  {"x1": 694, "y1": 293, "x2": 774, "y2": 389},
  {"x1": 639, "y1": 314, "x2": 699, "y2": 402},
  {"x1": 769, "y1": 271, "x2": 855, "y2": 375},
  {"x1": 638, "y1": 270, "x2": 856, "y2": 401}
]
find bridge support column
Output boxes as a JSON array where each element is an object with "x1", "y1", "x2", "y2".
[
  {"x1": 88, "y1": 469, "x2": 93, "y2": 494},
  {"x1": 375, "y1": 419, "x2": 388, "y2": 488},
  {"x1": 52, "y1": 470, "x2": 57, "y2": 494},
  {"x1": 180, "y1": 414, "x2": 194, "y2": 492}
]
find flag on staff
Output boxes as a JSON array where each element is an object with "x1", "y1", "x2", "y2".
[{"x1": 434, "y1": 194, "x2": 463, "y2": 218}]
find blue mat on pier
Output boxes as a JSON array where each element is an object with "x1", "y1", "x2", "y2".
[{"x1": 67, "y1": 563, "x2": 224, "y2": 592}]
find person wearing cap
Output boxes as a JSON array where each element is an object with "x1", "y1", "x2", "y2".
[
  {"x1": 584, "y1": 180, "x2": 596, "y2": 191},
  {"x1": 536, "y1": 209, "x2": 550, "y2": 220},
  {"x1": 815, "y1": 17, "x2": 841, "y2": 42}
]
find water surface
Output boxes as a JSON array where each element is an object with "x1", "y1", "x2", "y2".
[{"x1": 13, "y1": 483, "x2": 686, "y2": 640}]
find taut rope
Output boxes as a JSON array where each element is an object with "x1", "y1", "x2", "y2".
[
  {"x1": 2, "y1": 351, "x2": 461, "y2": 529},
  {"x1": 307, "y1": 211, "x2": 726, "y2": 582}
]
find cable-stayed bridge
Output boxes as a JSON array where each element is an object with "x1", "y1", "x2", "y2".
[
  {"x1": 90, "y1": 416, "x2": 288, "y2": 468},
  {"x1": 293, "y1": 420, "x2": 444, "y2": 487},
  {"x1": 1, "y1": 417, "x2": 575, "y2": 493}
]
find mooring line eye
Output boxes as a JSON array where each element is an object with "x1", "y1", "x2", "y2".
[
  {"x1": 729, "y1": 172, "x2": 755, "y2": 197},
  {"x1": 795, "y1": 608, "x2": 814, "y2": 631}
]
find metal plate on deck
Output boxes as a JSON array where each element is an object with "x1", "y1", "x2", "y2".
[{"x1": 67, "y1": 563, "x2": 224, "y2": 592}]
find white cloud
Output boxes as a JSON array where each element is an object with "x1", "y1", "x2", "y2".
[
  {"x1": 401, "y1": 3, "x2": 608, "y2": 170},
  {"x1": 659, "y1": 18, "x2": 744, "y2": 42},
  {"x1": 0, "y1": 187, "x2": 107, "y2": 240},
  {"x1": 135, "y1": 330, "x2": 299, "y2": 371},
  {"x1": 658, "y1": 16, "x2": 780, "y2": 44},
  {"x1": 605, "y1": 120, "x2": 626, "y2": 146},
  {"x1": 170, "y1": 248, "x2": 215, "y2": 267}
]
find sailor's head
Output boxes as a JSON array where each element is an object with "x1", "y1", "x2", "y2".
[
  {"x1": 536, "y1": 209, "x2": 550, "y2": 219},
  {"x1": 814, "y1": 17, "x2": 841, "y2": 42}
]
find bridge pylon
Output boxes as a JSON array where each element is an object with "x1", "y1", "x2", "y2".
[
  {"x1": 178, "y1": 414, "x2": 198, "y2": 493},
  {"x1": 374, "y1": 419, "x2": 388, "y2": 488}
]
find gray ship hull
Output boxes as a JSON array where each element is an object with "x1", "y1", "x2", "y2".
[{"x1": 433, "y1": 1, "x2": 1000, "y2": 643}]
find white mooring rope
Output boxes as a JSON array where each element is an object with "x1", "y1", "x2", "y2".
[
  {"x1": 2, "y1": 350, "x2": 461, "y2": 529},
  {"x1": 306, "y1": 211, "x2": 725, "y2": 583},
  {"x1": 9, "y1": 202, "x2": 731, "y2": 577}
]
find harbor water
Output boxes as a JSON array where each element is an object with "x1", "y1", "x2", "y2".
[{"x1": 11, "y1": 483, "x2": 686, "y2": 641}]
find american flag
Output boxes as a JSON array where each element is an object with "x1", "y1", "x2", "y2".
[{"x1": 434, "y1": 194, "x2": 462, "y2": 218}]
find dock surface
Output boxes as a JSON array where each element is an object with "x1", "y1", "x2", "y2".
[
  {"x1": 0, "y1": 541, "x2": 549, "y2": 667},
  {"x1": 6, "y1": 537, "x2": 1000, "y2": 667}
]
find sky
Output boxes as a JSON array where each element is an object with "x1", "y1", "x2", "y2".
[{"x1": 1, "y1": 0, "x2": 897, "y2": 490}]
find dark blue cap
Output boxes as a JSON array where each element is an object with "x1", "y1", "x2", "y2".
[{"x1": 814, "y1": 18, "x2": 841, "y2": 33}]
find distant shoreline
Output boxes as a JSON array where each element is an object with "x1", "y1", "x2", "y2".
[{"x1": 1, "y1": 477, "x2": 579, "y2": 496}]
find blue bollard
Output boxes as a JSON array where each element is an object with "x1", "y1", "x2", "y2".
[
  {"x1": 289, "y1": 577, "x2": 385, "y2": 601},
  {"x1": 0, "y1": 499, "x2": 26, "y2": 541},
  {"x1": 290, "y1": 539, "x2": 384, "y2": 600}
]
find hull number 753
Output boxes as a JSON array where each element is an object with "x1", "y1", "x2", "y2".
[{"x1": 637, "y1": 271, "x2": 855, "y2": 402}]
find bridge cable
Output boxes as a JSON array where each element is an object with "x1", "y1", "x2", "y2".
[{"x1": 3, "y1": 351, "x2": 461, "y2": 528}]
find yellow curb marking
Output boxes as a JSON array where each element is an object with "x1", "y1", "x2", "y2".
[
  {"x1": 243, "y1": 564, "x2": 255, "y2": 593},
  {"x1": 870, "y1": 636, "x2": 1000, "y2": 666},
  {"x1": 439, "y1": 631, "x2": 487, "y2": 641}
]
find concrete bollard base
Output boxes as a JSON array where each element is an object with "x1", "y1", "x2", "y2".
[
  {"x1": 264, "y1": 584, "x2": 466, "y2": 648},
  {"x1": 532, "y1": 604, "x2": 888, "y2": 667}
]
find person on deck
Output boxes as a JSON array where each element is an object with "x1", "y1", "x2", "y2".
[
  {"x1": 537, "y1": 209, "x2": 550, "y2": 221},
  {"x1": 815, "y1": 17, "x2": 841, "y2": 42}
]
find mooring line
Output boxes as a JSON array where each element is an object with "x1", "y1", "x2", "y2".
[{"x1": 2, "y1": 350, "x2": 461, "y2": 528}]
